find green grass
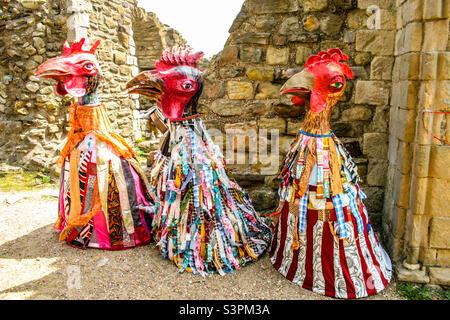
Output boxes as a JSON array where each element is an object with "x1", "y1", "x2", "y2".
[
  {"x1": 397, "y1": 282, "x2": 450, "y2": 300},
  {"x1": 135, "y1": 137, "x2": 147, "y2": 144},
  {"x1": 0, "y1": 170, "x2": 55, "y2": 192}
]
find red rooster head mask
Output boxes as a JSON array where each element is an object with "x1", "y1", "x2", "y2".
[
  {"x1": 280, "y1": 48, "x2": 353, "y2": 114},
  {"x1": 126, "y1": 46, "x2": 204, "y2": 121},
  {"x1": 34, "y1": 38, "x2": 102, "y2": 97}
]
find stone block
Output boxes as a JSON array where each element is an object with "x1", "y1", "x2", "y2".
[
  {"x1": 430, "y1": 217, "x2": 450, "y2": 248},
  {"x1": 341, "y1": 105, "x2": 373, "y2": 121},
  {"x1": 367, "y1": 159, "x2": 389, "y2": 186},
  {"x1": 422, "y1": 20, "x2": 449, "y2": 51},
  {"x1": 255, "y1": 83, "x2": 281, "y2": 99},
  {"x1": 346, "y1": 9, "x2": 368, "y2": 30},
  {"x1": 279, "y1": 17, "x2": 301, "y2": 36},
  {"x1": 429, "y1": 267, "x2": 450, "y2": 286},
  {"x1": 220, "y1": 46, "x2": 239, "y2": 65},
  {"x1": 391, "y1": 80, "x2": 418, "y2": 109},
  {"x1": 319, "y1": 14, "x2": 343, "y2": 36},
  {"x1": 363, "y1": 132, "x2": 388, "y2": 159},
  {"x1": 429, "y1": 146, "x2": 450, "y2": 180},
  {"x1": 266, "y1": 46, "x2": 289, "y2": 65},
  {"x1": 423, "y1": 0, "x2": 445, "y2": 20},
  {"x1": 259, "y1": 117, "x2": 286, "y2": 133},
  {"x1": 354, "y1": 52, "x2": 372, "y2": 65},
  {"x1": 226, "y1": 81, "x2": 254, "y2": 100},
  {"x1": 436, "y1": 249, "x2": 450, "y2": 266},
  {"x1": 302, "y1": 15, "x2": 320, "y2": 32},
  {"x1": 203, "y1": 79, "x2": 225, "y2": 99},
  {"x1": 401, "y1": 0, "x2": 423, "y2": 25},
  {"x1": 358, "y1": 0, "x2": 394, "y2": 9},
  {"x1": 437, "y1": 52, "x2": 450, "y2": 80},
  {"x1": 422, "y1": 248, "x2": 437, "y2": 265},
  {"x1": 210, "y1": 99, "x2": 243, "y2": 116},
  {"x1": 295, "y1": 46, "x2": 313, "y2": 65},
  {"x1": 240, "y1": 47, "x2": 262, "y2": 63},
  {"x1": 246, "y1": 67, "x2": 274, "y2": 82},
  {"x1": 356, "y1": 30, "x2": 395, "y2": 55},
  {"x1": 355, "y1": 81, "x2": 390, "y2": 105},
  {"x1": 246, "y1": 0, "x2": 299, "y2": 14},
  {"x1": 231, "y1": 32, "x2": 271, "y2": 45},
  {"x1": 420, "y1": 52, "x2": 438, "y2": 80},
  {"x1": 113, "y1": 52, "x2": 126, "y2": 65},
  {"x1": 370, "y1": 56, "x2": 394, "y2": 80},
  {"x1": 396, "y1": 265, "x2": 430, "y2": 283},
  {"x1": 427, "y1": 179, "x2": 450, "y2": 218},
  {"x1": 302, "y1": 0, "x2": 328, "y2": 12}
]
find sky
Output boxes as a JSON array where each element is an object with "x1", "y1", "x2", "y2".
[{"x1": 136, "y1": 0, "x2": 245, "y2": 58}]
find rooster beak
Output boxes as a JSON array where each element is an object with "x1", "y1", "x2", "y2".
[
  {"x1": 34, "y1": 56, "x2": 71, "y2": 80},
  {"x1": 126, "y1": 70, "x2": 164, "y2": 101},
  {"x1": 280, "y1": 69, "x2": 315, "y2": 96}
]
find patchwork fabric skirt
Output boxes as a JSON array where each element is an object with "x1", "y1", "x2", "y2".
[
  {"x1": 270, "y1": 184, "x2": 392, "y2": 299},
  {"x1": 148, "y1": 117, "x2": 272, "y2": 275},
  {"x1": 270, "y1": 130, "x2": 392, "y2": 298},
  {"x1": 54, "y1": 132, "x2": 154, "y2": 250}
]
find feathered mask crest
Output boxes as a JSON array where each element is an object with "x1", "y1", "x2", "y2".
[
  {"x1": 62, "y1": 38, "x2": 100, "y2": 56},
  {"x1": 305, "y1": 48, "x2": 353, "y2": 79},
  {"x1": 155, "y1": 46, "x2": 204, "y2": 72}
]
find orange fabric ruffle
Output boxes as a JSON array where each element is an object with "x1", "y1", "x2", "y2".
[{"x1": 56, "y1": 103, "x2": 137, "y2": 168}]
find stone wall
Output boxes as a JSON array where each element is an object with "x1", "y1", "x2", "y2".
[
  {"x1": 131, "y1": 6, "x2": 187, "y2": 137},
  {"x1": 0, "y1": 0, "x2": 69, "y2": 174},
  {"x1": 198, "y1": 0, "x2": 395, "y2": 217},
  {"x1": 383, "y1": 0, "x2": 450, "y2": 287},
  {"x1": 0, "y1": 0, "x2": 185, "y2": 173}
]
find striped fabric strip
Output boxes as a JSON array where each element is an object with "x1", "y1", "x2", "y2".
[
  {"x1": 323, "y1": 137, "x2": 330, "y2": 198},
  {"x1": 298, "y1": 189, "x2": 309, "y2": 234},
  {"x1": 189, "y1": 127, "x2": 200, "y2": 209},
  {"x1": 347, "y1": 185, "x2": 364, "y2": 233},
  {"x1": 316, "y1": 138, "x2": 324, "y2": 198},
  {"x1": 331, "y1": 193, "x2": 348, "y2": 239}
]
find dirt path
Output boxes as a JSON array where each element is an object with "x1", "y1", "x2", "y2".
[{"x1": 0, "y1": 188, "x2": 404, "y2": 300}]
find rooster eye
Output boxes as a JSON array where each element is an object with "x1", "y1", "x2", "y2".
[
  {"x1": 182, "y1": 83, "x2": 193, "y2": 90},
  {"x1": 331, "y1": 82, "x2": 343, "y2": 89},
  {"x1": 84, "y1": 63, "x2": 94, "y2": 70}
]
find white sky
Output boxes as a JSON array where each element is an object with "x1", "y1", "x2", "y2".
[{"x1": 136, "y1": 0, "x2": 245, "y2": 58}]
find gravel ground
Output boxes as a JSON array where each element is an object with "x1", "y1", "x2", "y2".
[{"x1": 0, "y1": 188, "x2": 405, "y2": 300}]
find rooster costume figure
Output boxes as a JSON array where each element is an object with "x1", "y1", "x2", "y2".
[
  {"x1": 126, "y1": 47, "x2": 272, "y2": 275},
  {"x1": 270, "y1": 49, "x2": 392, "y2": 298},
  {"x1": 35, "y1": 38, "x2": 153, "y2": 250}
]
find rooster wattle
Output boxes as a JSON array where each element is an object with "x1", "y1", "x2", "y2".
[
  {"x1": 270, "y1": 48, "x2": 392, "y2": 298},
  {"x1": 35, "y1": 38, "x2": 154, "y2": 250},
  {"x1": 127, "y1": 47, "x2": 272, "y2": 275}
]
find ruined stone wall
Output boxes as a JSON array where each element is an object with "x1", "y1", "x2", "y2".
[
  {"x1": 0, "y1": 0, "x2": 185, "y2": 173},
  {"x1": 0, "y1": 0, "x2": 69, "y2": 174},
  {"x1": 198, "y1": 0, "x2": 395, "y2": 216},
  {"x1": 132, "y1": 8, "x2": 187, "y2": 72},
  {"x1": 131, "y1": 6, "x2": 187, "y2": 138},
  {"x1": 70, "y1": 0, "x2": 143, "y2": 141},
  {"x1": 383, "y1": 0, "x2": 450, "y2": 286}
]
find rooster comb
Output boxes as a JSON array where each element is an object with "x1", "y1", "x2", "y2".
[
  {"x1": 62, "y1": 38, "x2": 100, "y2": 56},
  {"x1": 305, "y1": 48, "x2": 353, "y2": 79},
  {"x1": 155, "y1": 46, "x2": 204, "y2": 72}
]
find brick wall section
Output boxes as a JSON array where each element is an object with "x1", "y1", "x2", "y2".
[{"x1": 383, "y1": 0, "x2": 450, "y2": 286}]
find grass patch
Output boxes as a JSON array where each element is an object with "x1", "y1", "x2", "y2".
[
  {"x1": 135, "y1": 137, "x2": 147, "y2": 144},
  {"x1": 0, "y1": 170, "x2": 55, "y2": 192},
  {"x1": 397, "y1": 282, "x2": 450, "y2": 300}
]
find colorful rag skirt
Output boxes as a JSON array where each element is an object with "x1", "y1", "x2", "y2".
[
  {"x1": 54, "y1": 132, "x2": 154, "y2": 250},
  {"x1": 270, "y1": 131, "x2": 392, "y2": 298},
  {"x1": 148, "y1": 117, "x2": 272, "y2": 275}
]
